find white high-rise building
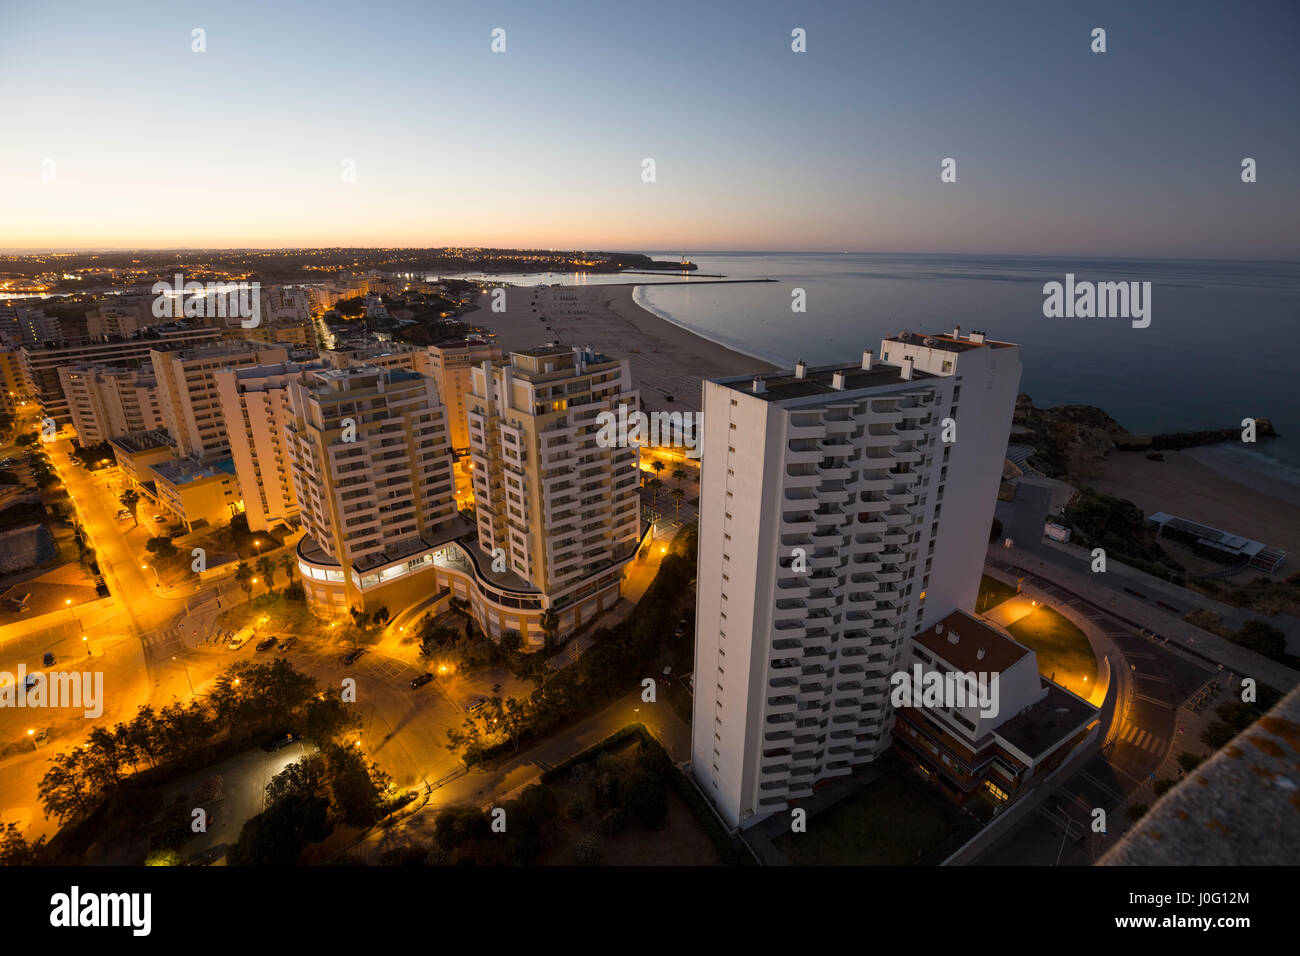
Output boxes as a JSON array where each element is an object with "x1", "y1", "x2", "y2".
[
  {"x1": 150, "y1": 340, "x2": 291, "y2": 462},
  {"x1": 692, "y1": 328, "x2": 1021, "y2": 829},
  {"x1": 214, "y1": 360, "x2": 324, "y2": 531}
]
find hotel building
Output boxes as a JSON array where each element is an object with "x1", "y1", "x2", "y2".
[
  {"x1": 692, "y1": 328, "x2": 1021, "y2": 829},
  {"x1": 426, "y1": 338, "x2": 503, "y2": 455}
]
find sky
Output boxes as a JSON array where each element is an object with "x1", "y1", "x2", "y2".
[{"x1": 0, "y1": 0, "x2": 1297, "y2": 257}]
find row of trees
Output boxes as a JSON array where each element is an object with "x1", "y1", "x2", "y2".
[{"x1": 35, "y1": 659, "x2": 359, "y2": 828}]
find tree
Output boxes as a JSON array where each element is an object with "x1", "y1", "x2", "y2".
[
  {"x1": 0, "y1": 821, "x2": 46, "y2": 866},
  {"x1": 119, "y1": 489, "x2": 140, "y2": 527},
  {"x1": 671, "y1": 466, "x2": 686, "y2": 488},
  {"x1": 256, "y1": 555, "x2": 276, "y2": 593},
  {"x1": 623, "y1": 769, "x2": 668, "y2": 828},
  {"x1": 647, "y1": 477, "x2": 663, "y2": 507},
  {"x1": 671, "y1": 487, "x2": 685, "y2": 518},
  {"x1": 651, "y1": 459, "x2": 665, "y2": 478},
  {"x1": 227, "y1": 794, "x2": 332, "y2": 866},
  {"x1": 278, "y1": 552, "x2": 296, "y2": 583},
  {"x1": 234, "y1": 561, "x2": 254, "y2": 602},
  {"x1": 145, "y1": 536, "x2": 178, "y2": 560},
  {"x1": 1232, "y1": 620, "x2": 1287, "y2": 661},
  {"x1": 540, "y1": 608, "x2": 559, "y2": 651}
]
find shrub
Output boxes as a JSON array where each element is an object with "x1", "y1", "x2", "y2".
[
  {"x1": 1152, "y1": 779, "x2": 1176, "y2": 797},
  {"x1": 597, "y1": 807, "x2": 627, "y2": 838},
  {"x1": 575, "y1": 833, "x2": 603, "y2": 866},
  {"x1": 623, "y1": 769, "x2": 668, "y2": 829},
  {"x1": 1176, "y1": 752, "x2": 1203, "y2": 773}
]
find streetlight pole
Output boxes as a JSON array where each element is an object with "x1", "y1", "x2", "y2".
[
  {"x1": 171, "y1": 656, "x2": 195, "y2": 695},
  {"x1": 141, "y1": 563, "x2": 161, "y2": 589}
]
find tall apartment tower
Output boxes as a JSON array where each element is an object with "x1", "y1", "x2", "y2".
[
  {"x1": 426, "y1": 338, "x2": 504, "y2": 454},
  {"x1": 214, "y1": 360, "x2": 323, "y2": 531},
  {"x1": 692, "y1": 329, "x2": 1021, "y2": 829},
  {"x1": 467, "y1": 345, "x2": 642, "y2": 633},
  {"x1": 285, "y1": 365, "x2": 457, "y2": 611},
  {"x1": 57, "y1": 363, "x2": 165, "y2": 443},
  {"x1": 150, "y1": 340, "x2": 291, "y2": 462}
]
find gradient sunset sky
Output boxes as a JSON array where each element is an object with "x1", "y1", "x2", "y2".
[{"x1": 1, "y1": 0, "x2": 1296, "y2": 256}]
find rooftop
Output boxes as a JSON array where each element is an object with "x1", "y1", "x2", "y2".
[
  {"x1": 883, "y1": 329, "x2": 1016, "y2": 352},
  {"x1": 109, "y1": 429, "x2": 173, "y2": 454},
  {"x1": 996, "y1": 679, "x2": 1098, "y2": 761},
  {"x1": 913, "y1": 610, "x2": 1028, "y2": 675},
  {"x1": 151, "y1": 456, "x2": 237, "y2": 485},
  {"x1": 718, "y1": 357, "x2": 936, "y2": 404}
]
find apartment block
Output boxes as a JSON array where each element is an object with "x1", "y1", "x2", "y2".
[
  {"x1": 426, "y1": 338, "x2": 504, "y2": 455},
  {"x1": 149, "y1": 457, "x2": 242, "y2": 532},
  {"x1": 19, "y1": 325, "x2": 221, "y2": 424},
  {"x1": 692, "y1": 329, "x2": 1021, "y2": 829},
  {"x1": 57, "y1": 363, "x2": 165, "y2": 444},
  {"x1": 286, "y1": 365, "x2": 458, "y2": 612},
  {"x1": 467, "y1": 345, "x2": 643, "y2": 638},
  {"x1": 0, "y1": 306, "x2": 62, "y2": 347},
  {"x1": 214, "y1": 360, "x2": 324, "y2": 532},
  {"x1": 893, "y1": 610, "x2": 1098, "y2": 806},
  {"x1": 150, "y1": 340, "x2": 292, "y2": 462}
]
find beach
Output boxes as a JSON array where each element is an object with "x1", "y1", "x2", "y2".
[
  {"x1": 465, "y1": 283, "x2": 776, "y2": 412},
  {"x1": 1090, "y1": 448, "x2": 1300, "y2": 578}
]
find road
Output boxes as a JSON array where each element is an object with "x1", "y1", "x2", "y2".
[{"x1": 977, "y1": 553, "x2": 1214, "y2": 865}]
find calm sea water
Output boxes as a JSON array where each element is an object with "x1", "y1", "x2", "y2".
[{"x1": 628, "y1": 253, "x2": 1300, "y2": 480}]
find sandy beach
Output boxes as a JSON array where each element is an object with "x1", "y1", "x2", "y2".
[
  {"x1": 1090, "y1": 448, "x2": 1299, "y2": 578},
  {"x1": 465, "y1": 283, "x2": 776, "y2": 412}
]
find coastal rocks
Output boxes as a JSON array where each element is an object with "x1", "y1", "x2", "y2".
[{"x1": 1012, "y1": 394, "x2": 1129, "y2": 479}]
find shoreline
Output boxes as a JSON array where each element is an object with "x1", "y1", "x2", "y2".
[{"x1": 465, "y1": 283, "x2": 777, "y2": 412}]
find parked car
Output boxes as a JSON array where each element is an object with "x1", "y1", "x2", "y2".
[
  {"x1": 43, "y1": 652, "x2": 55, "y2": 666},
  {"x1": 276, "y1": 637, "x2": 297, "y2": 652},
  {"x1": 115, "y1": 508, "x2": 131, "y2": 519},
  {"x1": 150, "y1": 512, "x2": 165, "y2": 522},
  {"x1": 261, "y1": 730, "x2": 300, "y2": 752},
  {"x1": 409, "y1": 672, "x2": 434, "y2": 689},
  {"x1": 33, "y1": 728, "x2": 50, "y2": 746},
  {"x1": 342, "y1": 648, "x2": 366, "y2": 665},
  {"x1": 228, "y1": 627, "x2": 255, "y2": 650},
  {"x1": 466, "y1": 696, "x2": 488, "y2": 713},
  {"x1": 255, "y1": 636, "x2": 277, "y2": 652}
]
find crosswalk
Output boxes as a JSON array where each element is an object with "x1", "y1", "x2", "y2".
[{"x1": 1116, "y1": 722, "x2": 1164, "y2": 754}]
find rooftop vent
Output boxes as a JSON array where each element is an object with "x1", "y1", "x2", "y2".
[
  {"x1": 752, "y1": 377, "x2": 766, "y2": 394},
  {"x1": 969, "y1": 330, "x2": 985, "y2": 343},
  {"x1": 934, "y1": 623, "x2": 943, "y2": 634},
  {"x1": 898, "y1": 331, "x2": 911, "y2": 341},
  {"x1": 953, "y1": 325, "x2": 961, "y2": 338},
  {"x1": 947, "y1": 630, "x2": 960, "y2": 645},
  {"x1": 862, "y1": 350, "x2": 874, "y2": 370},
  {"x1": 794, "y1": 360, "x2": 807, "y2": 380},
  {"x1": 976, "y1": 647, "x2": 986, "y2": 661},
  {"x1": 831, "y1": 371, "x2": 846, "y2": 390},
  {"x1": 900, "y1": 356, "x2": 915, "y2": 381},
  {"x1": 923, "y1": 337, "x2": 936, "y2": 347}
]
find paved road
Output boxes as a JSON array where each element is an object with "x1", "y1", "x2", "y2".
[{"x1": 977, "y1": 555, "x2": 1213, "y2": 865}]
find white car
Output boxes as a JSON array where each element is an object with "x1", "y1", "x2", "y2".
[{"x1": 227, "y1": 627, "x2": 255, "y2": 650}]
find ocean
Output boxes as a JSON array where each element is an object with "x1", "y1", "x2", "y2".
[{"x1": 626, "y1": 253, "x2": 1300, "y2": 483}]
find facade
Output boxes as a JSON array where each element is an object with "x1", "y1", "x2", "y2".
[
  {"x1": 691, "y1": 329, "x2": 1022, "y2": 829},
  {"x1": 109, "y1": 430, "x2": 177, "y2": 495},
  {"x1": 426, "y1": 338, "x2": 504, "y2": 455},
  {"x1": 215, "y1": 360, "x2": 323, "y2": 532},
  {"x1": 467, "y1": 345, "x2": 643, "y2": 637},
  {"x1": 149, "y1": 457, "x2": 242, "y2": 532},
  {"x1": 892, "y1": 610, "x2": 1099, "y2": 806},
  {"x1": 150, "y1": 340, "x2": 291, "y2": 462},
  {"x1": 19, "y1": 325, "x2": 221, "y2": 424},
  {"x1": 57, "y1": 363, "x2": 164, "y2": 444},
  {"x1": 86, "y1": 292, "x2": 169, "y2": 340},
  {"x1": 0, "y1": 306, "x2": 62, "y2": 347},
  {"x1": 320, "y1": 342, "x2": 426, "y2": 376},
  {"x1": 286, "y1": 365, "x2": 459, "y2": 614}
]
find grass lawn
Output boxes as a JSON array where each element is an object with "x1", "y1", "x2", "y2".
[
  {"x1": 976, "y1": 573, "x2": 1020, "y2": 612},
  {"x1": 1005, "y1": 606, "x2": 1098, "y2": 698},
  {"x1": 536, "y1": 739, "x2": 724, "y2": 865},
  {"x1": 773, "y1": 755, "x2": 979, "y2": 865},
  {"x1": 216, "y1": 591, "x2": 326, "y2": 636}
]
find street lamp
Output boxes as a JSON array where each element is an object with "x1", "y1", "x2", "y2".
[
  {"x1": 171, "y1": 656, "x2": 195, "y2": 695},
  {"x1": 141, "y1": 563, "x2": 161, "y2": 588},
  {"x1": 253, "y1": 538, "x2": 262, "y2": 558},
  {"x1": 82, "y1": 635, "x2": 90, "y2": 657}
]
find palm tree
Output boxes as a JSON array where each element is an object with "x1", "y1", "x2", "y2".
[
  {"x1": 672, "y1": 466, "x2": 687, "y2": 489},
  {"x1": 278, "y1": 552, "x2": 295, "y2": 583},
  {"x1": 671, "y1": 487, "x2": 685, "y2": 518},
  {"x1": 651, "y1": 459, "x2": 665, "y2": 480},
  {"x1": 234, "y1": 561, "x2": 253, "y2": 602},
  {"x1": 647, "y1": 477, "x2": 663, "y2": 507},
  {"x1": 256, "y1": 555, "x2": 275, "y2": 593},
  {"x1": 119, "y1": 489, "x2": 140, "y2": 528}
]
